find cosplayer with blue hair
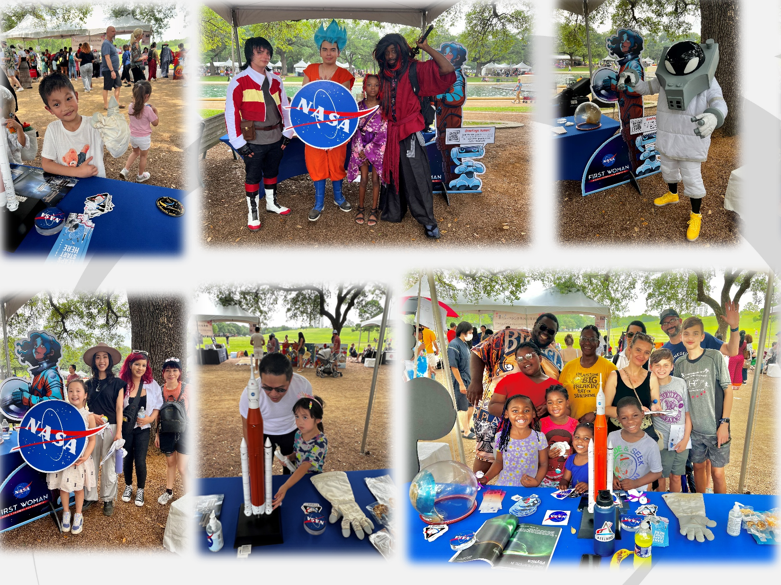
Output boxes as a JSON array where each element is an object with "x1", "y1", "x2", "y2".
[
  {"x1": 606, "y1": 28, "x2": 644, "y2": 61},
  {"x1": 435, "y1": 41, "x2": 468, "y2": 186},
  {"x1": 314, "y1": 19, "x2": 348, "y2": 51},
  {"x1": 12, "y1": 331, "x2": 64, "y2": 407}
]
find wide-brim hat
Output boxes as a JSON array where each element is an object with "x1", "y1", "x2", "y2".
[{"x1": 82, "y1": 343, "x2": 122, "y2": 367}]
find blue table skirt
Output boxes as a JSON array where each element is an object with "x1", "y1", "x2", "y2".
[
  {"x1": 407, "y1": 485, "x2": 777, "y2": 566},
  {"x1": 554, "y1": 115, "x2": 621, "y2": 181},
  {"x1": 12, "y1": 168, "x2": 185, "y2": 256},
  {"x1": 198, "y1": 468, "x2": 391, "y2": 556}
]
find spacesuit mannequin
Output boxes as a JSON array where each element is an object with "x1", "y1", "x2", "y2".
[{"x1": 619, "y1": 39, "x2": 727, "y2": 242}]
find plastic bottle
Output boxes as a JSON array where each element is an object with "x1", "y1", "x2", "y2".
[
  {"x1": 1, "y1": 418, "x2": 9, "y2": 440},
  {"x1": 727, "y1": 502, "x2": 742, "y2": 536},
  {"x1": 634, "y1": 519, "x2": 653, "y2": 568},
  {"x1": 137, "y1": 406, "x2": 146, "y2": 421},
  {"x1": 593, "y1": 489, "x2": 616, "y2": 556},
  {"x1": 206, "y1": 510, "x2": 224, "y2": 552}
]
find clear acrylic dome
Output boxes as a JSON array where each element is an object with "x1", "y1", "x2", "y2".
[
  {"x1": 409, "y1": 460, "x2": 479, "y2": 525},
  {"x1": 574, "y1": 101, "x2": 602, "y2": 126}
]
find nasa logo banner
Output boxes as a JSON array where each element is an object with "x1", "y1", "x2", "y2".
[
  {"x1": 16, "y1": 400, "x2": 96, "y2": 473},
  {"x1": 0, "y1": 460, "x2": 52, "y2": 531},
  {"x1": 286, "y1": 80, "x2": 377, "y2": 150},
  {"x1": 581, "y1": 134, "x2": 632, "y2": 196}
]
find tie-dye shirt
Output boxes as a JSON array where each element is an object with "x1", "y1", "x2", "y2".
[{"x1": 294, "y1": 430, "x2": 328, "y2": 473}]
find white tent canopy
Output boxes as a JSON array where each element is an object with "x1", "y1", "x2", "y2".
[
  {"x1": 192, "y1": 297, "x2": 260, "y2": 325},
  {"x1": 513, "y1": 62, "x2": 531, "y2": 70},
  {"x1": 436, "y1": 287, "x2": 611, "y2": 318},
  {"x1": 358, "y1": 313, "x2": 384, "y2": 328},
  {"x1": 2, "y1": 14, "x2": 152, "y2": 42}
]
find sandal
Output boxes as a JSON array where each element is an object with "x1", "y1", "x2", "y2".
[
  {"x1": 367, "y1": 208, "x2": 379, "y2": 227},
  {"x1": 354, "y1": 207, "x2": 365, "y2": 225}
]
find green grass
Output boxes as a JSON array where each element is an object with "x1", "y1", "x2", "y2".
[
  {"x1": 463, "y1": 106, "x2": 533, "y2": 113},
  {"x1": 200, "y1": 75, "x2": 306, "y2": 83},
  {"x1": 199, "y1": 109, "x2": 224, "y2": 118},
  {"x1": 201, "y1": 327, "x2": 384, "y2": 353},
  {"x1": 555, "y1": 67, "x2": 590, "y2": 73}
]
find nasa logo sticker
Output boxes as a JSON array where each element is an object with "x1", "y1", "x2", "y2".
[
  {"x1": 542, "y1": 509, "x2": 571, "y2": 525},
  {"x1": 13, "y1": 482, "x2": 32, "y2": 499},
  {"x1": 286, "y1": 80, "x2": 378, "y2": 150},
  {"x1": 17, "y1": 400, "x2": 88, "y2": 473},
  {"x1": 595, "y1": 520, "x2": 615, "y2": 541},
  {"x1": 34, "y1": 207, "x2": 66, "y2": 235}
]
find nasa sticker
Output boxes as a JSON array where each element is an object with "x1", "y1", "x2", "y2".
[
  {"x1": 303, "y1": 513, "x2": 326, "y2": 535},
  {"x1": 449, "y1": 532, "x2": 476, "y2": 551},
  {"x1": 542, "y1": 510, "x2": 571, "y2": 526},
  {"x1": 423, "y1": 524, "x2": 448, "y2": 542},
  {"x1": 595, "y1": 520, "x2": 615, "y2": 542},
  {"x1": 301, "y1": 502, "x2": 322, "y2": 514},
  {"x1": 620, "y1": 514, "x2": 643, "y2": 532},
  {"x1": 15, "y1": 400, "x2": 104, "y2": 473},
  {"x1": 34, "y1": 207, "x2": 66, "y2": 235},
  {"x1": 635, "y1": 504, "x2": 658, "y2": 517},
  {"x1": 551, "y1": 488, "x2": 575, "y2": 500},
  {"x1": 156, "y1": 197, "x2": 185, "y2": 217},
  {"x1": 286, "y1": 80, "x2": 377, "y2": 150}
]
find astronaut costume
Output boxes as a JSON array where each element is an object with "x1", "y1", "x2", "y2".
[{"x1": 620, "y1": 39, "x2": 728, "y2": 241}]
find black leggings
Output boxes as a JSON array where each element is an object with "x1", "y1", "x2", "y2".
[{"x1": 124, "y1": 426, "x2": 151, "y2": 488}]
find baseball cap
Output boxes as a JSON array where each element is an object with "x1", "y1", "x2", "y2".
[{"x1": 659, "y1": 309, "x2": 679, "y2": 324}]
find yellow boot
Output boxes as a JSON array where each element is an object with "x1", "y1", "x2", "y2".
[
  {"x1": 654, "y1": 191, "x2": 679, "y2": 207},
  {"x1": 687, "y1": 212, "x2": 702, "y2": 241}
]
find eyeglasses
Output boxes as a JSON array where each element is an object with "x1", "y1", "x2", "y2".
[
  {"x1": 261, "y1": 384, "x2": 289, "y2": 394},
  {"x1": 661, "y1": 319, "x2": 678, "y2": 327},
  {"x1": 517, "y1": 352, "x2": 538, "y2": 362},
  {"x1": 538, "y1": 324, "x2": 557, "y2": 335},
  {"x1": 580, "y1": 336, "x2": 599, "y2": 343}
]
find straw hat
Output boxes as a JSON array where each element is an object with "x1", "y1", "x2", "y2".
[{"x1": 82, "y1": 343, "x2": 122, "y2": 367}]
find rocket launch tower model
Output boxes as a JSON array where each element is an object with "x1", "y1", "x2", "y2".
[{"x1": 235, "y1": 357, "x2": 283, "y2": 548}]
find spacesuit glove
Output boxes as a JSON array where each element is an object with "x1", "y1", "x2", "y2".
[
  {"x1": 617, "y1": 70, "x2": 638, "y2": 91},
  {"x1": 691, "y1": 113, "x2": 717, "y2": 138},
  {"x1": 662, "y1": 493, "x2": 716, "y2": 542},
  {"x1": 311, "y1": 471, "x2": 375, "y2": 540},
  {"x1": 237, "y1": 144, "x2": 253, "y2": 157}
]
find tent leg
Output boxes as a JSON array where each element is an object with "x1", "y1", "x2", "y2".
[
  {"x1": 231, "y1": 9, "x2": 240, "y2": 69},
  {"x1": 583, "y1": 0, "x2": 594, "y2": 78},
  {"x1": 1, "y1": 298, "x2": 10, "y2": 378},
  {"x1": 360, "y1": 290, "x2": 391, "y2": 454}
]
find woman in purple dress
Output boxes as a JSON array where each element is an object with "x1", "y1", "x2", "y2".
[{"x1": 347, "y1": 74, "x2": 387, "y2": 226}]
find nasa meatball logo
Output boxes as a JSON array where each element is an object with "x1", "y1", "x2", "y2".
[
  {"x1": 13, "y1": 482, "x2": 32, "y2": 499},
  {"x1": 542, "y1": 509, "x2": 571, "y2": 525},
  {"x1": 548, "y1": 511, "x2": 568, "y2": 522},
  {"x1": 602, "y1": 153, "x2": 617, "y2": 167}
]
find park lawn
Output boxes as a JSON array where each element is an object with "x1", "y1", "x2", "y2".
[
  {"x1": 203, "y1": 327, "x2": 384, "y2": 352},
  {"x1": 463, "y1": 106, "x2": 533, "y2": 113},
  {"x1": 199, "y1": 109, "x2": 223, "y2": 118}
]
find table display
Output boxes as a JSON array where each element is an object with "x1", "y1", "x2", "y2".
[{"x1": 554, "y1": 115, "x2": 621, "y2": 181}]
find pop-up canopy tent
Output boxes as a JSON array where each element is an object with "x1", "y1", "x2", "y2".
[
  {"x1": 192, "y1": 296, "x2": 260, "y2": 328},
  {"x1": 2, "y1": 14, "x2": 153, "y2": 46},
  {"x1": 355, "y1": 312, "x2": 384, "y2": 351},
  {"x1": 558, "y1": 0, "x2": 610, "y2": 77}
]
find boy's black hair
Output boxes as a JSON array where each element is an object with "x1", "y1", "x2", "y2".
[
  {"x1": 258, "y1": 352, "x2": 293, "y2": 380},
  {"x1": 627, "y1": 320, "x2": 647, "y2": 333},
  {"x1": 70, "y1": 364, "x2": 76, "y2": 370},
  {"x1": 496, "y1": 394, "x2": 537, "y2": 453},
  {"x1": 516, "y1": 340, "x2": 542, "y2": 357},
  {"x1": 616, "y1": 396, "x2": 643, "y2": 417},
  {"x1": 292, "y1": 395, "x2": 325, "y2": 432},
  {"x1": 242, "y1": 37, "x2": 273, "y2": 71},
  {"x1": 545, "y1": 383, "x2": 568, "y2": 400},
  {"x1": 38, "y1": 73, "x2": 75, "y2": 107}
]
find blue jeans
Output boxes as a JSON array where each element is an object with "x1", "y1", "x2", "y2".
[{"x1": 69, "y1": 63, "x2": 76, "y2": 77}]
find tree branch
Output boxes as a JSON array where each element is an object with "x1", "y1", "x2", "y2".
[{"x1": 47, "y1": 293, "x2": 70, "y2": 337}]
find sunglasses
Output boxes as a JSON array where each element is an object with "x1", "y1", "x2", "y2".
[
  {"x1": 538, "y1": 324, "x2": 557, "y2": 335},
  {"x1": 132, "y1": 349, "x2": 150, "y2": 358},
  {"x1": 261, "y1": 384, "x2": 289, "y2": 394},
  {"x1": 517, "y1": 352, "x2": 538, "y2": 362}
]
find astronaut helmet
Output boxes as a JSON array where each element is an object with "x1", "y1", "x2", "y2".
[{"x1": 663, "y1": 40, "x2": 705, "y2": 75}]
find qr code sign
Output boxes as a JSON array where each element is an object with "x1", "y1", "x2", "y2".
[
  {"x1": 629, "y1": 118, "x2": 644, "y2": 135},
  {"x1": 446, "y1": 129, "x2": 460, "y2": 143}
]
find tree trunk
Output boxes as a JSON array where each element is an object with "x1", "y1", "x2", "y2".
[
  {"x1": 128, "y1": 295, "x2": 186, "y2": 386},
  {"x1": 700, "y1": 0, "x2": 739, "y2": 136},
  {"x1": 278, "y1": 48, "x2": 287, "y2": 76},
  {"x1": 209, "y1": 59, "x2": 216, "y2": 76},
  {"x1": 696, "y1": 270, "x2": 754, "y2": 337}
]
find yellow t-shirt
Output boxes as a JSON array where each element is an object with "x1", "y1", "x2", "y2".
[
  {"x1": 422, "y1": 328, "x2": 437, "y2": 353},
  {"x1": 559, "y1": 356, "x2": 617, "y2": 421}
]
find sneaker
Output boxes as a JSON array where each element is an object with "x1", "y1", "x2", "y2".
[
  {"x1": 135, "y1": 488, "x2": 145, "y2": 507},
  {"x1": 61, "y1": 511, "x2": 71, "y2": 532},
  {"x1": 424, "y1": 225, "x2": 441, "y2": 239},
  {"x1": 462, "y1": 432, "x2": 476, "y2": 440},
  {"x1": 686, "y1": 212, "x2": 702, "y2": 242},
  {"x1": 16, "y1": 87, "x2": 24, "y2": 92},
  {"x1": 158, "y1": 491, "x2": 174, "y2": 505},
  {"x1": 103, "y1": 501, "x2": 114, "y2": 516},
  {"x1": 308, "y1": 207, "x2": 323, "y2": 222},
  {"x1": 119, "y1": 168, "x2": 130, "y2": 180},
  {"x1": 136, "y1": 172, "x2": 150, "y2": 183},
  {"x1": 334, "y1": 199, "x2": 352, "y2": 212},
  {"x1": 122, "y1": 485, "x2": 133, "y2": 502},
  {"x1": 654, "y1": 191, "x2": 679, "y2": 207},
  {"x1": 71, "y1": 513, "x2": 83, "y2": 535}
]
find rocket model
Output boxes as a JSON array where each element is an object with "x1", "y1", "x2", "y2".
[
  {"x1": 588, "y1": 439, "x2": 595, "y2": 513},
  {"x1": 240, "y1": 357, "x2": 275, "y2": 516},
  {"x1": 593, "y1": 383, "x2": 608, "y2": 499}
]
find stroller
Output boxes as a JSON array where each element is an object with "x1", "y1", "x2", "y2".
[{"x1": 315, "y1": 348, "x2": 342, "y2": 378}]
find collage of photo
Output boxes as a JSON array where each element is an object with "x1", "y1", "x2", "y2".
[{"x1": 0, "y1": 0, "x2": 779, "y2": 582}]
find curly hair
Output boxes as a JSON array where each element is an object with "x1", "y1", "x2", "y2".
[
  {"x1": 606, "y1": 28, "x2": 644, "y2": 59},
  {"x1": 16, "y1": 332, "x2": 62, "y2": 367},
  {"x1": 496, "y1": 394, "x2": 537, "y2": 454}
]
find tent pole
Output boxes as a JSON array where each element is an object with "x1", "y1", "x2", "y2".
[
  {"x1": 428, "y1": 270, "x2": 466, "y2": 465},
  {"x1": 738, "y1": 273, "x2": 774, "y2": 493},
  {"x1": 415, "y1": 276, "x2": 422, "y2": 345},
  {"x1": 360, "y1": 289, "x2": 390, "y2": 454},
  {"x1": 231, "y1": 9, "x2": 239, "y2": 69},
  {"x1": 1, "y1": 298, "x2": 10, "y2": 378},
  {"x1": 357, "y1": 326, "x2": 362, "y2": 352},
  {"x1": 583, "y1": 0, "x2": 594, "y2": 78}
]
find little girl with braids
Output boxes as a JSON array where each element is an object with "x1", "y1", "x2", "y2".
[
  {"x1": 272, "y1": 395, "x2": 327, "y2": 508},
  {"x1": 478, "y1": 394, "x2": 548, "y2": 487}
]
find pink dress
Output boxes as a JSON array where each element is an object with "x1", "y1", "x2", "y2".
[{"x1": 346, "y1": 100, "x2": 387, "y2": 182}]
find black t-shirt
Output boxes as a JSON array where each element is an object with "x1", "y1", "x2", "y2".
[
  {"x1": 80, "y1": 51, "x2": 94, "y2": 65},
  {"x1": 85, "y1": 376, "x2": 127, "y2": 424}
]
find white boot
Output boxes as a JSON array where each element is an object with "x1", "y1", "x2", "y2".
[
  {"x1": 246, "y1": 193, "x2": 261, "y2": 231},
  {"x1": 265, "y1": 186, "x2": 290, "y2": 215}
]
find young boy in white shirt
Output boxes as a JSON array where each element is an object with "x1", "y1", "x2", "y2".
[{"x1": 38, "y1": 73, "x2": 106, "y2": 178}]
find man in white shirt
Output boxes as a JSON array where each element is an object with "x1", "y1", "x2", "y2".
[
  {"x1": 239, "y1": 353, "x2": 312, "y2": 474},
  {"x1": 249, "y1": 326, "x2": 265, "y2": 358}
]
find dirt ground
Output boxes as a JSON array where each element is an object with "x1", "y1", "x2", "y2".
[
  {"x1": 557, "y1": 105, "x2": 741, "y2": 246},
  {"x1": 12, "y1": 76, "x2": 187, "y2": 190},
  {"x1": 196, "y1": 358, "x2": 391, "y2": 478},
  {"x1": 200, "y1": 109, "x2": 532, "y2": 248},
  {"x1": 0, "y1": 441, "x2": 185, "y2": 551},
  {"x1": 426, "y1": 369, "x2": 778, "y2": 495}
]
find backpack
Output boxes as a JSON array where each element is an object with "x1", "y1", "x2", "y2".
[
  {"x1": 408, "y1": 61, "x2": 436, "y2": 131},
  {"x1": 159, "y1": 385, "x2": 187, "y2": 434}
]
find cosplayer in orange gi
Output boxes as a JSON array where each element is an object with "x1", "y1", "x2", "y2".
[
  {"x1": 302, "y1": 20, "x2": 355, "y2": 222},
  {"x1": 225, "y1": 37, "x2": 294, "y2": 231}
]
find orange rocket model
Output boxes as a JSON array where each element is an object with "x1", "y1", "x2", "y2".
[
  {"x1": 594, "y1": 384, "x2": 608, "y2": 497},
  {"x1": 246, "y1": 357, "x2": 265, "y2": 515}
]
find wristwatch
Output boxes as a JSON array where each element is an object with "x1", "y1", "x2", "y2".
[
  {"x1": 718, "y1": 418, "x2": 730, "y2": 425},
  {"x1": 730, "y1": 327, "x2": 739, "y2": 332}
]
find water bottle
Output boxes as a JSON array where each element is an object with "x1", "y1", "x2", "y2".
[
  {"x1": 593, "y1": 489, "x2": 616, "y2": 556},
  {"x1": 137, "y1": 407, "x2": 146, "y2": 421},
  {"x1": 1, "y1": 418, "x2": 9, "y2": 440},
  {"x1": 634, "y1": 519, "x2": 653, "y2": 568},
  {"x1": 206, "y1": 510, "x2": 224, "y2": 552},
  {"x1": 727, "y1": 502, "x2": 742, "y2": 536}
]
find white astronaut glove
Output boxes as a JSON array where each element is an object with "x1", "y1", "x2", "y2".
[
  {"x1": 691, "y1": 113, "x2": 717, "y2": 138},
  {"x1": 616, "y1": 70, "x2": 639, "y2": 92},
  {"x1": 311, "y1": 471, "x2": 375, "y2": 540},
  {"x1": 662, "y1": 493, "x2": 717, "y2": 542}
]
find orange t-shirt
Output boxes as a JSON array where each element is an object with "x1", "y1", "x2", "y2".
[
  {"x1": 302, "y1": 64, "x2": 356, "y2": 182},
  {"x1": 161, "y1": 381, "x2": 189, "y2": 413}
]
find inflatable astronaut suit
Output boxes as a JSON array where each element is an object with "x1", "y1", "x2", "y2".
[{"x1": 618, "y1": 39, "x2": 727, "y2": 242}]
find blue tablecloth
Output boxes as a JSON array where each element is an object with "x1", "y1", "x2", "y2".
[
  {"x1": 11, "y1": 168, "x2": 184, "y2": 256},
  {"x1": 198, "y1": 468, "x2": 391, "y2": 556},
  {"x1": 407, "y1": 485, "x2": 777, "y2": 567},
  {"x1": 554, "y1": 115, "x2": 620, "y2": 181}
]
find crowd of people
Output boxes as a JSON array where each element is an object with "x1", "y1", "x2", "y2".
[
  {"x1": 225, "y1": 20, "x2": 460, "y2": 239},
  {"x1": 413, "y1": 302, "x2": 774, "y2": 495},
  {"x1": 46, "y1": 344, "x2": 189, "y2": 535}
]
